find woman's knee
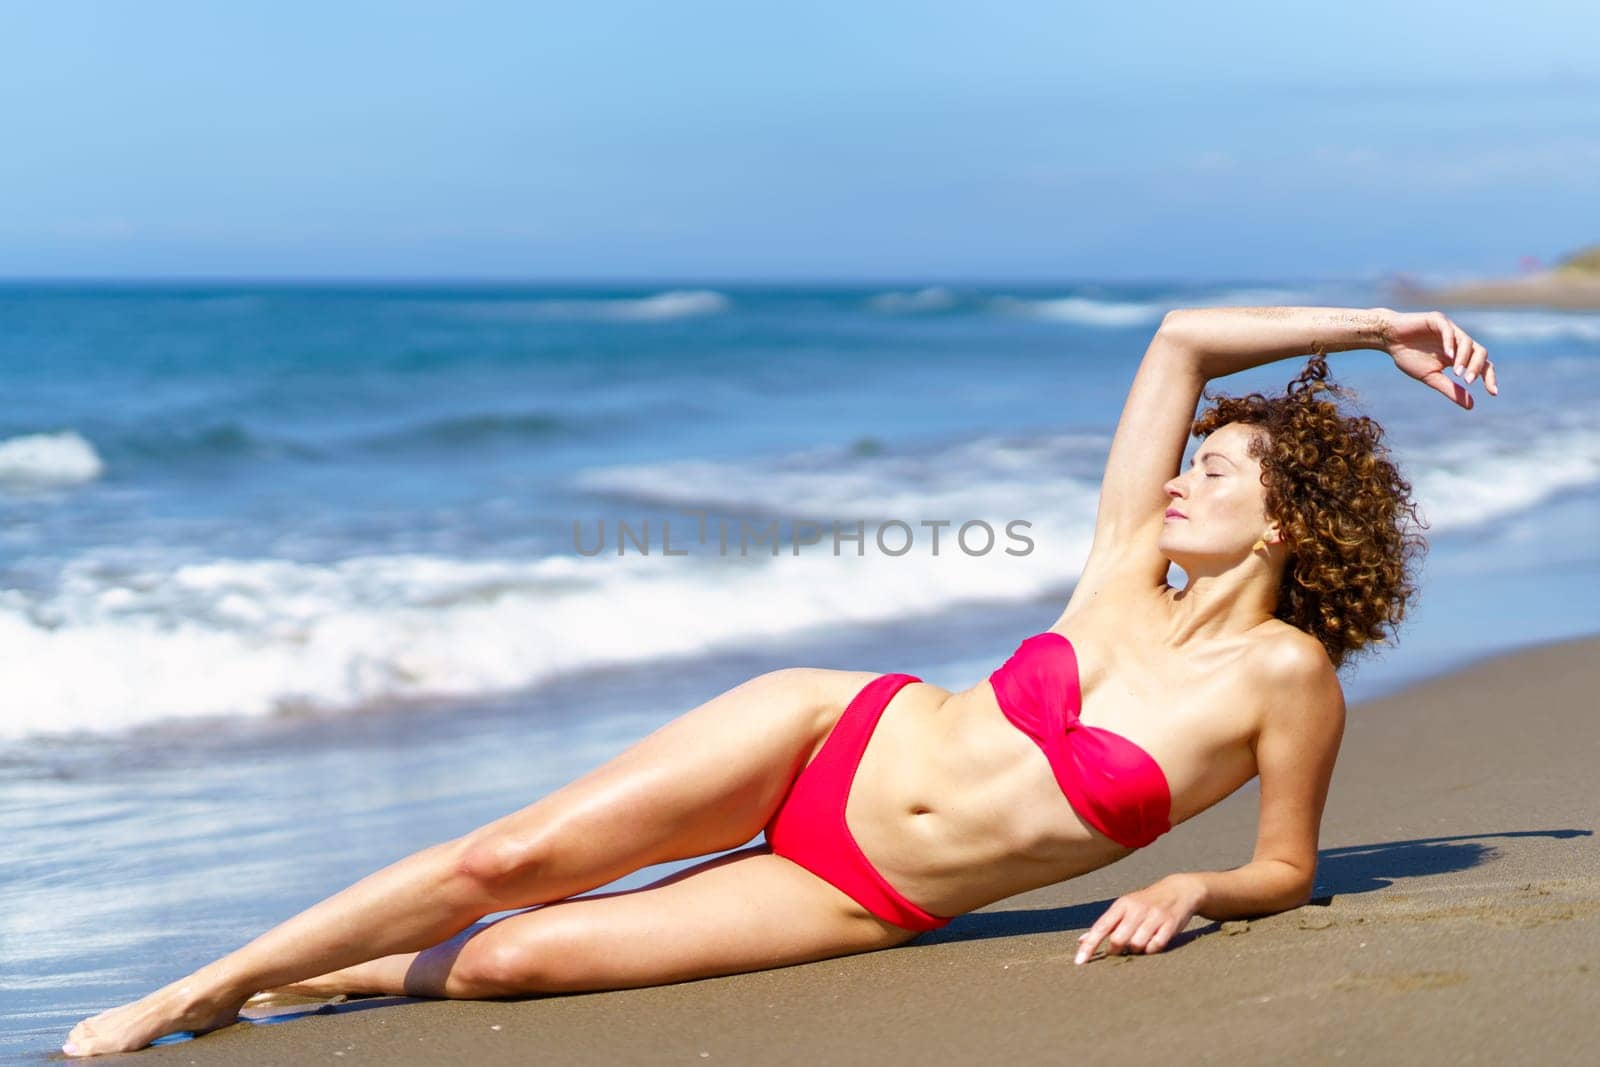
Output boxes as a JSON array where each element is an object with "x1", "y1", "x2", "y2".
[
  {"x1": 454, "y1": 829, "x2": 550, "y2": 902},
  {"x1": 450, "y1": 936, "x2": 534, "y2": 996},
  {"x1": 451, "y1": 920, "x2": 588, "y2": 996}
]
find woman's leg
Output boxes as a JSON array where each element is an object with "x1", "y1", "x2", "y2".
[
  {"x1": 64, "y1": 667, "x2": 873, "y2": 1057},
  {"x1": 264, "y1": 846, "x2": 921, "y2": 1001}
]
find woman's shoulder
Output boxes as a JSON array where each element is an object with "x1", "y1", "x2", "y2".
[
  {"x1": 1238, "y1": 623, "x2": 1345, "y2": 736},
  {"x1": 1246, "y1": 622, "x2": 1338, "y2": 682}
]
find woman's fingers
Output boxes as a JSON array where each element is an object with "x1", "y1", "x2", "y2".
[
  {"x1": 1453, "y1": 329, "x2": 1474, "y2": 375},
  {"x1": 1081, "y1": 908, "x2": 1175, "y2": 958},
  {"x1": 1425, "y1": 369, "x2": 1472, "y2": 409},
  {"x1": 1145, "y1": 917, "x2": 1179, "y2": 954},
  {"x1": 1455, "y1": 333, "x2": 1498, "y2": 396},
  {"x1": 1078, "y1": 902, "x2": 1141, "y2": 962},
  {"x1": 1431, "y1": 312, "x2": 1456, "y2": 361},
  {"x1": 1076, "y1": 904, "x2": 1123, "y2": 964},
  {"x1": 1393, "y1": 311, "x2": 1497, "y2": 403},
  {"x1": 1128, "y1": 911, "x2": 1166, "y2": 953},
  {"x1": 1140, "y1": 916, "x2": 1176, "y2": 954},
  {"x1": 1103, "y1": 910, "x2": 1145, "y2": 956}
]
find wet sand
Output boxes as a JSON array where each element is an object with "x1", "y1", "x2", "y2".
[{"x1": 81, "y1": 633, "x2": 1600, "y2": 1065}]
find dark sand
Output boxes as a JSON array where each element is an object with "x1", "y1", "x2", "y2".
[
  {"x1": 1391, "y1": 272, "x2": 1600, "y2": 310},
  {"x1": 76, "y1": 634, "x2": 1600, "y2": 1066}
]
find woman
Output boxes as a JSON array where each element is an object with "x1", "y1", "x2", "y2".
[{"x1": 63, "y1": 304, "x2": 1496, "y2": 1057}]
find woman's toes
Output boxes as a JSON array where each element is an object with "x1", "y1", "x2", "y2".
[{"x1": 61, "y1": 986, "x2": 242, "y2": 1056}]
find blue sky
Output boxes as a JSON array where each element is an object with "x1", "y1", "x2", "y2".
[{"x1": 1, "y1": 1, "x2": 1595, "y2": 281}]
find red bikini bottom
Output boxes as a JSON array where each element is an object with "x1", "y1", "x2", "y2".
[{"x1": 763, "y1": 672, "x2": 955, "y2": 932}]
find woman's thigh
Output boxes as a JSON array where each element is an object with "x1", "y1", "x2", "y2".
[
  {"x1": 459, "y1": 667, "x2": 880, "y2": 905},
  {"x1": 449, "y1": 846, "x2": 922, "y2": 996}
]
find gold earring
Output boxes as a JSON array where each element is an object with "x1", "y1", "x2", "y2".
[{"x1": 1252, "y1": 538, "x2": 1267, "y2": 552}]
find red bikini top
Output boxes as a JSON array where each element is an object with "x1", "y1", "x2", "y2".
[{"x1": 987, "y1": 631, "x2": 1173, "y2": 849}]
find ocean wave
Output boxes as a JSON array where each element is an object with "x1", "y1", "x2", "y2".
[
  {"x1": 572, "y1": 414, "x2": 1600, "y2": 581},
  {"x1": 575, "y1": 417, "x2": 1600, "y2": 539},
  {"x1": 867, "y1": 287, "x2": 959, "y2": 313},
  {"x1": 983, "y1": 287, "x2": 1321, "y2": 328},
  {"x1": 12, "y1": 413, "x2": 1595, "y2": 739},
  {"x1": 0, "y1": 534, "x2": 1080, "y2": 740},
  {"x1": 988, "y1": 295, "x2": 1167, "y2": 327},
  {"x1": 1405, "y1": 422, "x2": 1600, "y2": 530},
  {"x1": 447, "y1": 289, "x2": 732, "y2": 322},
  {"x1": 0, "y1": 431, "x2": 105, "y2": 488},
  {"x1": 356, "y1": 410, "x2": 577, "y2": 451},
  {"x1": 116, "y1": 421, "x2": 321, "y2": 463},
  {"x1": 1451, "y1": 310, "x2": 1600, "y2": 343},
  {"x1": 573, "y1": 431, "x2": 1115, "y2": 518},
  {"x1": 1189, "y1": 287, "x2": 1316, "y2": 307}
]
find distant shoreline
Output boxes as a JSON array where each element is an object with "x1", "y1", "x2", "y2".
[{"x1": 1390, "y1": 271, "x2": 1600, "y2": 311}]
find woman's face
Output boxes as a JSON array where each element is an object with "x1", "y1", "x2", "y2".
[{"x1": 1158, "y1": 421, "x2": 1279, "y2": 572}]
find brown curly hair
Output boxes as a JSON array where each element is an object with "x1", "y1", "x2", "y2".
[{"x1": 1190, "y1": 346, "x2": 1428, "y2": 672}]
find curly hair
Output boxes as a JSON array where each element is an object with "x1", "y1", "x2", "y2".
[{"x1": 1190, "y1": 346, "x2": 1428, "y2": 672}]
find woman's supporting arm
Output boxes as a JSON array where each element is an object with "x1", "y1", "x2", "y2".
[
  {"x1": 1073, "y1": 861, "x2": 1310, "y2": 964},
  {"x1": 1075, "y1": 857, "x2": 1312, "y2": 966},
  {"x1": 1157, "y1": 305, "x2": 1392, "y2": 382},
  {"x1": 1169, "y1": 860, "x2": 1312, "y2": 921}
]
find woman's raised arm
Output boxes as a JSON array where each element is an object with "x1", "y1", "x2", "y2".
[
  {"x1": 1068, "y1": 320, "x2": 1210, "y2": 597},
  {"x1": 1158, "y1": 305, "x2": 1393, "y2": 375},
  {"x1": 1066, "y1": 305, "x2": 1493, "y2": 611},
  {"x1": 1072, "y1": 306, "x2": 1384, "y2": 600},
  {"x1": 1161, "y1": 305, "x2": 1496, "y2": 407}
]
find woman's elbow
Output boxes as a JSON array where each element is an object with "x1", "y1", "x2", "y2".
[
  {"x1": 1154, "y1": 308, "x2": 1205, "y2": 355},
  {"x1": 1158, "y1": 308, "x2": 1195, "y2": 333},
  {"x1": 1281, "y1": 871, "x2": 1317, "y2": 911}
]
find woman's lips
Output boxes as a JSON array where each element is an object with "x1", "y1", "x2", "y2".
[{"x1": 1164, "y1": 509, "x2": 1186, "y2": 520}]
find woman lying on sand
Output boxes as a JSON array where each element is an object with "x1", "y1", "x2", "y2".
[{"x1": 64, "y1": 305, "x2": 1496, "y2": 1057}]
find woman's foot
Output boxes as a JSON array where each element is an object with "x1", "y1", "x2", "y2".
[{"x1": 63, "y1": 978, "x2": 246, "y2": 1057}]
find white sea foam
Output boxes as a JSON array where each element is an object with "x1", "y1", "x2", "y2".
[
  {"x1": 578, "y1": 421, "x2": 1600, "y2": 539},
  {"x1": 3, "y1": 433, "x2": 1116, "y2": 739},
  {"x1": 477, "y1": 289, "x2": 733, "y2": 321},
  {"x1": 984, "y1": 287, "x2": 1322, "y2": 328},
  {"x1": 989, "y1": 295, "x2": 1167, "y2": 327},
  {"x1": 573, "y1": 430, "x2": 1114, "y2": 520},
  {"x1": 10, "y1": 416, "x2": 1597, "y2": 740},
  {"x1": 0, "y1": 431, "x2": 105, "y2": 488},
  {"x1": 1451, "y1": 310, "x2": 1600, "y2": 343},
  {"x1": 0, "y1": 528, "x2": 1085, "y2": 740},
  {"x1": 1190, "y1": 287, "x2": 1316, "y2": 307},
  {"x1": 1405, "y1": 423, "x2": 1600, "y2": 530}
]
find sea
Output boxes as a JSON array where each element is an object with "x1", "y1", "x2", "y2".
[{"x1": 3, "y1": 279, "x2": 1598, "y2": 1057}]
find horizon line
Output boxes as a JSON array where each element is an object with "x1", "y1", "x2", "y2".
[{"x1": 0, "y1": 271, "x2": 1402, "y2": 289}]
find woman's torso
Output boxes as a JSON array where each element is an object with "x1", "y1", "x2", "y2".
[{"x1": 842, "y1": 585, "x2": 1301, "y2": 918}]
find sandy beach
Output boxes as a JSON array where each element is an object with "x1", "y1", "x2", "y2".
[
  {"x1": 72, "y1": 631, "x2": 1599, "y2": 1066},
  {"x1": 1391, "y1": 272, "x2": 1600, "y2": 310}
]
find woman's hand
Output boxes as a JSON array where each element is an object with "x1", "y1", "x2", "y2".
[
  {"x1": 1074, "y1": 873, "x2": 1206, "y2": 964},
  {"x1": 1375, "y1": 308, "x2": 1498, "y2": 409}
]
